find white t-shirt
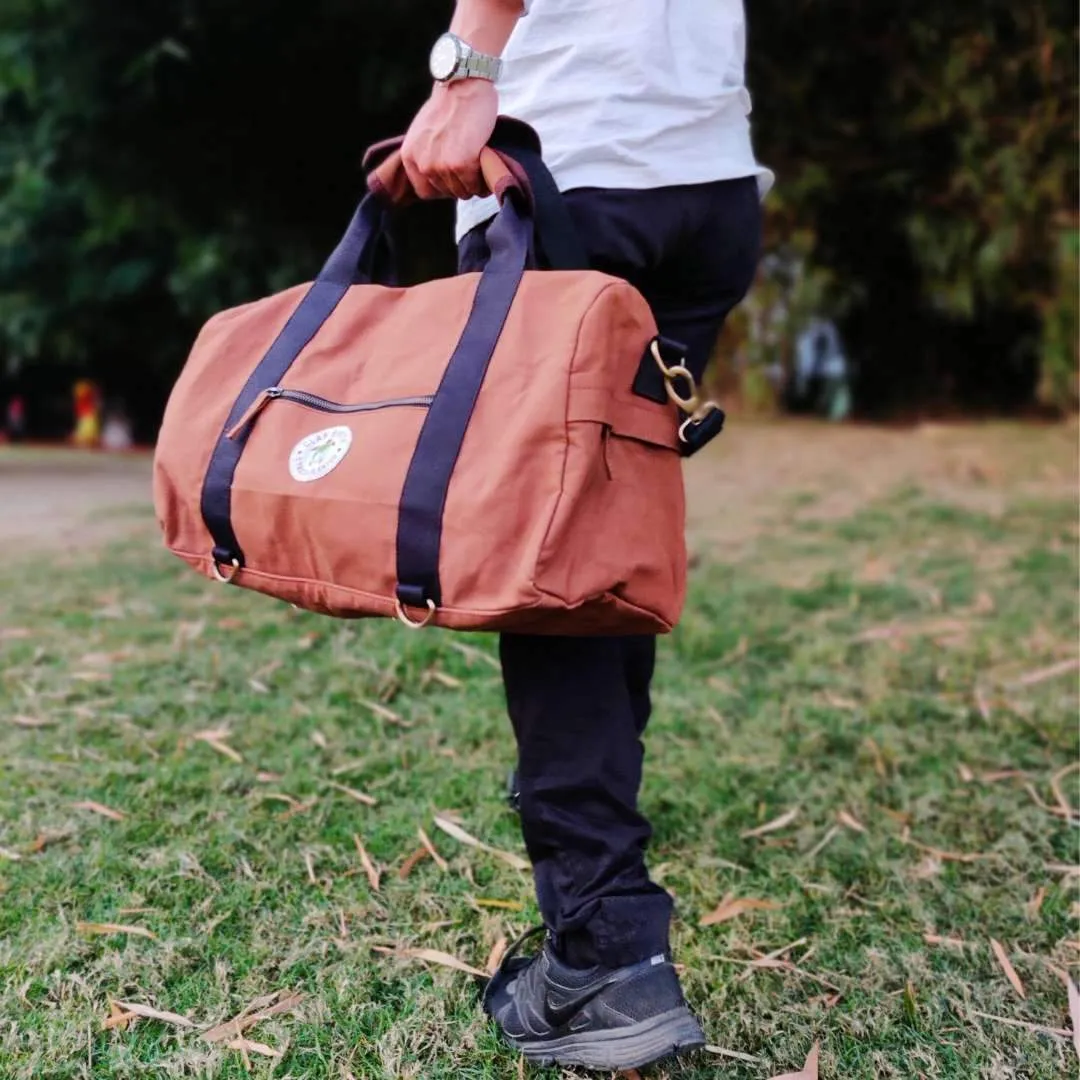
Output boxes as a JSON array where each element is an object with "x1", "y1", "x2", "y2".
[{"x1": 456, "y1": 0, "x2": 773, "y2": 239}]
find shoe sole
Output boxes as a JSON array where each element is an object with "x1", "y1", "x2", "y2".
[{"x1": 510, "y1": 1005, "x2": 706, "y2": 1071}]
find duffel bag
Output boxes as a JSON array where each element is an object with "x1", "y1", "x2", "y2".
[{"x1": 153, "y1": 138, "x2": 708, "y2": 634}]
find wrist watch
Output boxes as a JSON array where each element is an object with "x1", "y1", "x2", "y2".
[{"x1": 429, "y1": 32, "x2": 503, "y2": 84}]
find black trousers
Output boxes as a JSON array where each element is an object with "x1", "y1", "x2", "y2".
[{"x1": 459, "y1": 176, "x2": 762, "y2": 968}]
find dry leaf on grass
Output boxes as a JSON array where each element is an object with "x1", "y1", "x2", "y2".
[
  {"x1": 79, "y1": 650, "x2": 130, "y2": 667},
  {"x1": 979, "y1": 768, "x2": 1025, "y2": 783},
  {"x1": 112, "y1": 1000, "x2": 194, "y2": 1028},
  {"x1": 77, "y1": 922, "x2": 156, "y2": 941},
  {"x1": 418, "y1": 827, "x2": 450, "y2": 872},
  {"x1": 326, "y1": 780, "x2": 377, "y2": 807},
  {"x1": 806, "y1": 826, "x2": 841, "y2": 859},
  {"x1": 901, "y1": 830, "x2": 993, "y2": 864},
  {"x1": 736, "y1": 937, "x2": 809, "y2": 981},
  {"x1": 1063, "y1": 972, "x2": 1080, "y2": 1060},
  {"x1": 201, "y1": 990, "x2": 304, "y2": 1043},
  {"x1": 967, "y1": 1007, "x2": 1072, "y2": 1040},
  {"x1": 855, "y1": 618, "x2": 968, "y2": 644},
  {"x1": 433, "y1": 815, "x2": 529, "y2": 871},
  {"x1": 700, "y1": 892, "x2": 782, "y2": 927},
  {"x1": 822, "y1": 691, "x2": 858, "y2": 711},
  {"x1": 193, "y1": 729, "x2": 243, "y2": 764},
  {"x1": 353, "y1": 834, "x2": 380, "y2": 892},
  {"x1": 358, "y1": 699, "x2": 412, "y2": 727},
  {"x1": 173, "y1": 619, "x2": 206, "y2": 646},
  {"x1": 863, "y1": 737, "x2": 888, "y2": 778},
  {"x1": 1046, "y1": 863, "x2": 1080, "y2": 877},
  {"x1": 74, "y1": 801, "x2": 126, "y2": 822},
  {"x1": 705, "y1": 1045, "x2": 760, "y2": 1064},
  {"x1": 0, "y1": 846, "x2": 23, "y2": 861},
  {"x1": 486, "y1": 936, "x2": 508, "y2": 976},
  {"x1": 474, "y1": 897, "x2": 523, "y2": 911},
  {"x1": 1023, "y1": 783, "x2": 1076, "y2": 821},
  {"x1": 741, "y1": 808, "x2": 799, "y2": 839},
  {"x1": 28, "y1": 831, "x2": 79, "y2": 853},
  {"x1": 989, "y1": 939, "x2": 1026, "y2": 999},
  {"x1": 448, "y1": 640, "x2": 501, "y2": 669},
  {"x1": 225, "y1": 1037, "x2": 282, "y2": 1059},
  {"x1": 373, "y1": 946, "x2": 487, "y2": 978},
  {"x1": 768, "y1": 1042, "x2": 819, "y2": 1080},
  {"x1": 837, "y1": 810, "x2": 866, "y2": 833},
  {"x1": 103, "y1": 1002, "x2": 137, "y2": 1031},
  {"x1": 957, "y1": 763, "x2": 976, "y2": 783},
  {"x1": 11, "y1": 715, "x2": 52, "y2": 728},
  {"x1": 0, "y1": 627, "x2": 32, "y2": 641},
  {"x1": 1011, "y1": 657, "x2": 1080, "y2": 687},
  {"x1": 924, "y1": 933, "x2": 965, "y2": 949},
  {"x1": 278, "y1": 799, "x2": 318, "y2": 820},
  {"x1": 398, "y1": 846, "x2": 430, "y2": 880},
  {"x1": 1025, "y1": 887, "x2": 1047, "y2": 920},
  {"x1": 426, "y1": 669, "x2": 463, "y2": 689},
  {"x1": 1050, "y1": 762, "x2": 1079, "y2": 819}
]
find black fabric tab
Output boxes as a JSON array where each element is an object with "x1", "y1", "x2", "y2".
[
  {"x1": 633, "y1": 336, "x2": 688, "y2": 405},
  {"x1": 679, "y1": 406, "x2": 726, "y2": 458}
]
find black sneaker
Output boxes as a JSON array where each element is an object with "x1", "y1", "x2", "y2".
[{"x1": 483, "y1": 928, "x2": 706, "y2": 1071}]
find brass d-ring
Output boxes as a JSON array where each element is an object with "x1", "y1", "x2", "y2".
[
  {"x1": 211, "y1": 557, "x2": 240, "y2": 583},
  {"x1": 650, "y1": 339, "x2": 675, "y2": 376},
  {"x1": 394, "y1": 597, "x2": 437, "y2": 630},
  {"x1": 662, "y1": 364, "x2": 700, "y2": 412},
  {"x1": 651, "y1": 340, "x2": 701, "y2": 413}
]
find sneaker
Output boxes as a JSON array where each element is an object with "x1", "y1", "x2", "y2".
[{"x1": 483, "y1": 928, "x2": 705, "y2": 1071}]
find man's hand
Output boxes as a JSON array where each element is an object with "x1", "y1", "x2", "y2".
[{"x1": 401, "y1": 79, "x2": 499, "y2": 201}]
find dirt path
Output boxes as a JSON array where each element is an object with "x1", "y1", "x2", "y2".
[
  {"x1": 0, "y1": 448, "x2": 154, "y2": 550},
  {"x1": 0, "y1": 421, "x2": 1075, "y2": 556}
]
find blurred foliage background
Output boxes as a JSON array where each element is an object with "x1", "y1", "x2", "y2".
[{"x1": 0, "y1": 0, "x2": 1076, "y2": 438}]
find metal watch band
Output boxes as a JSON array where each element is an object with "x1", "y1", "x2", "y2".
[{"x1": 461, "y1": 50, "x2": 502, "y2": 83}]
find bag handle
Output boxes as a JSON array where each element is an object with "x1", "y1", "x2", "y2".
[
  {"x1": 362, "y1": 117, "x2": 588, "y2": 272},
  {"x1": 316, "y1": 143, "x2": 530, "y2": 290},
  {"x1": 368, "y1": 145, "x2": 531, "y2": 211}
]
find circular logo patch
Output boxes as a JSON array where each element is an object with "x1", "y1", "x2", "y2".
[{"x1": 288, "y1": 426, "x2": 353, "y2": 483}]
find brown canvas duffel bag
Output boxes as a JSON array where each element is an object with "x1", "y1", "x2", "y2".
[{"x1": 153, "y1": 136, "x2": 718, "y2": 634}]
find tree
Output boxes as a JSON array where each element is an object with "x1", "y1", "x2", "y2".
[
  {"x1": 0, "y1": 0, "x2": 1076, "y2": 432},
  {"x1": 748, "y1": 0, "x2": 1078, "y2": 412}
]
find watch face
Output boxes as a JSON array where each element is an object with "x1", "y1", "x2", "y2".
[{"x1": 430, "y1": 35, "x2": 460, "y2": 81}]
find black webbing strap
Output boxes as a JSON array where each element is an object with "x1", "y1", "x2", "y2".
[
  {"x1": 199, "y1": 197, "x2": 388, "y2": 568},
  {"x1": 394, "y1": 198, "x2": 530, "y2": 609}
]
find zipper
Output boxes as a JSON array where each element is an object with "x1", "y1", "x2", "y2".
[{"x1": 227, "y1": 386, "x2": 433, "y2": 440}]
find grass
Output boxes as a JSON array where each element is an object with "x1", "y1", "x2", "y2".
[{"x1": 0, "y1": 432, "x2": 1077, "y2": 1079}]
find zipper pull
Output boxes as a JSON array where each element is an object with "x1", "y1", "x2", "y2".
[{"x1": 226, "y1": 387, "x2": 282, "y2": 441}]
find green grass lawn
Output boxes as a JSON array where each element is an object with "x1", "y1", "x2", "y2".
[{"x1": 1, "y1": 463, "x2": 1077, "y2": 1078}]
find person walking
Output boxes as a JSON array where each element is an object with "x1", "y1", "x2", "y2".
[{"x1": 402, "y1": 0, "x2": 771, "y2": 1070}]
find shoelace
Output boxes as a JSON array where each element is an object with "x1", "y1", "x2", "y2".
[{"x1": 494, "y1": 924, "x2": 549, "y2": 979}]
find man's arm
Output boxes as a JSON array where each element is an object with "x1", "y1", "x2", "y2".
[{"x1": 400, "y1": 0, "x2": 526, "y2": 201}]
